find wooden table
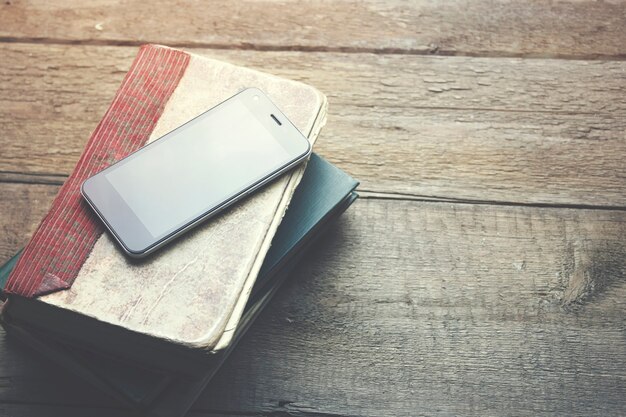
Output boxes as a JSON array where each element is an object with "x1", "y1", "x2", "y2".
[{"x1": 1, "y1": 2, "x2": 625, "y2": 416}]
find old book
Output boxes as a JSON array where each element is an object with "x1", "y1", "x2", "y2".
[
  {"x1": 2, "y1": 44, "x2": 327, "y2": 377},
  {"x1": 1, "y1": 154, "x2": 359, "y2": 417}
]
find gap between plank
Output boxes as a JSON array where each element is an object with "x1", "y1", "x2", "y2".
[
  {"x1": 358, "y1": 190, "x2": 626, "y2": 212},
  {"x1": 0, "y1": 171, "x2": 67, "y2": 186},
  {"x1": 1, "y1": 37, "x2": 626, "y2": 62},
  {"x1": 3, "y1": 172, "x2": 626, "y2": 212}
]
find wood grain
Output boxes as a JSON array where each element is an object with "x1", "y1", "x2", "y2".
[
  {"x1": 1, "y1": 192, "x2": 624, "y2": 416},
  {"x1": 1, "y1": 43, "x2": 626, "y2": 206},
  {"x1": 1, "y1": 1, "x2": 625, "y2": 59},
  {"x1": 199, "y1": 199, "x2": 626, "y2": 416},
  {"x1": 0, "y1": 183, "x2": 58, "y2": 263},
  {"x1": 0, "y1": 1, "x2": 624, "y2": 416}
]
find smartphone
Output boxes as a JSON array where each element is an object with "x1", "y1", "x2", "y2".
[{"x1": 81, "y1": 88, "x2": 311, "y2": 258}]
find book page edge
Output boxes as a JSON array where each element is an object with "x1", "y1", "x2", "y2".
[{"x1": 197, "y1": 91, "x2": 328, "y2": 351}]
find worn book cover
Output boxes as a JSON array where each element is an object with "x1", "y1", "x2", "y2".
[
  {"x1": 2, "y1": 154, "x2": 359, "y2": 417},
  {"x1": 2, "y1": 44, "x2": 327, "y2": 376}
]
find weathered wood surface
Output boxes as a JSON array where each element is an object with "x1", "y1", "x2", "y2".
[
  {"x1": 1, "y1": 0, "x2": 625, "y2": 415},
  {"x1": 0, "y1": 183, "x2": 57, "y2": 262},
  {"x1": 2, "y1": 43, "x2": 626, "y2": 206},
  {"x1": 1, "y1": 0, "x2": 626, "y2": 59},
  {"x1": 1, "y1": 197, "x2": 625, "y2": 415}
]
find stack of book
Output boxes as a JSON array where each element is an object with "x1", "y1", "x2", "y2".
[{"x1": 0, "y1": 45, "x2": 358, "y2": 417}]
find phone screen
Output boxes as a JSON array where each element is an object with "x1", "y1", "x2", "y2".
[
  {"x1": 82, "y1": 88, "x2": 311, "y2": 256},
  {"x1": 106, "y1": 98, "x2": 290, "y2": 238}
]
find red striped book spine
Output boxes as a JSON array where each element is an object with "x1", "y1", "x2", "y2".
[{"x1": 5, "y1": 45, "x2": 190, "y2": 298}]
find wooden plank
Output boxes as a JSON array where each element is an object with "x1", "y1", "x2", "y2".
[
  {"x1": 1, "y1": 1, "x2": 625, "y2": 59},
  {"x1": 199, "y1": 199, "x2": 626, "y2": 416},
  {"x1": 0, "y1": 182, "x2": 58, "y2": 263},
  {"x1": 1, "y1": 43, "x2": 626, "y2": 206},
  {"x1": 0, "y1": 192, "x2": 624, "y2": 415}
]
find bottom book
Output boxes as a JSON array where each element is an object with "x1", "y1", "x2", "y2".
[{"x1": 0, "y1": 153, "x2": 358, "y2": 417}]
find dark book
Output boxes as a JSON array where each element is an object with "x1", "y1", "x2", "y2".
[{"x1": 1, "y1": 153, "x2": 358, "y2": 417}]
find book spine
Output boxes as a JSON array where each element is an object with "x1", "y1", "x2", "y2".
[{"x1": 5, "y1": 45, "x2": 190, "y2": 298}]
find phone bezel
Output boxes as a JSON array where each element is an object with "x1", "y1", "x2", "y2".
[{"x1": 81, "y1": 88, "x2": 311, "y2": 258}]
